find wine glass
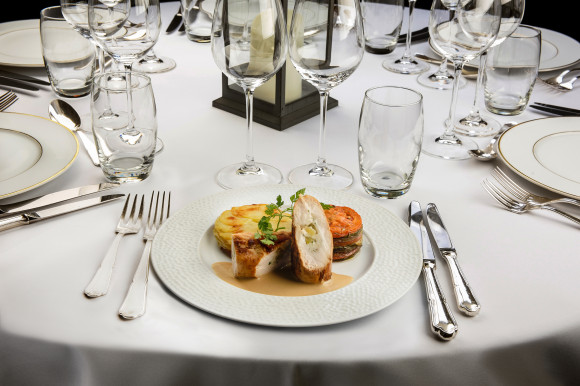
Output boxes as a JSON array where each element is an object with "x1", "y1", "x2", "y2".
[
  {"x1": 61, "y1": 0, "x2": 109, "y2": 73},
  {"x1": 416, "y1": 56, "x2": 466, "y2": 90},
  {"x1": 421, "y1": 0, "x2": 501, "y2": 160},
  {"x1": 89, "y1": 0, "x2": 161, "y2": 144},
  {"x1": 288, "y1": 0, "x2": 364, "y2": 189},
  {"x1": 383, "y1": 0, "x2": 429, "y2": 75},
  {"x1": 211, "y1": 0, "x2": 288, "y2": 189},
  {"x1": 132, "y1": 49, "x2": 176, "y2": 73},
  {"x1": 454, "y1": 0, "x2": 525, "y2": 136}
]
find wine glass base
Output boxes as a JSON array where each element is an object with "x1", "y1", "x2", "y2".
[
  {"x1": 288, "y1": 163, "x2": 353, "y2": 189},
  {"x1": 382, "y1": 57, "x2": 429, "y2": 75},
  {"x1": 417, "y1": 70, "x2": 467, "y2": 90},
  {"x1": 454, "y1": 114, "x2": 502, "y2": 137},
  {"x1": 216, "y1": 162, "x2": 282, "y2": 189},
  {"x1": 132, "y1": 56, "x2": 176, "y2": 73},
  {"x1": 421, "y1": 132, "x2": 478, "y2": 160}
]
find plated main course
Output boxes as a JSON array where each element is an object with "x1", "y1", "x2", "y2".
[{"x1": 211, "y1": 189, "x2": 364, "y2": 295}]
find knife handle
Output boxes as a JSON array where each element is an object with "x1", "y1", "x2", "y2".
[
  {"x1": 442, "y1": 251, "x2": 481, "y2": 316},
  {"x1": 422, "y1": 261, "x2": 458, "y2": 340},
  {"x1": 0, "y1": 214, "x2": 30, "y2": 231}
]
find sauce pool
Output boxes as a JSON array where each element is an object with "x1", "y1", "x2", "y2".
[{"x1": 212, "y1": 262, "x2": 353, "y2": 296}]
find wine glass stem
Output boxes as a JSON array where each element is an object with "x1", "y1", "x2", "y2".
[
  {"x1": 242, "y1": 87, "x2": 259, "y2": 172},
  {"x1": 123, "y1": 63, "x2": 136, "y2": 133},
  {"x1": 441, "y1": 62, "x2": 464, "y2": 140},
  {"x1": 402, "y1": 0, "x2": 417, "y2": 60},
  {"x1": 316, "y1": 90, "x2": 329, "y2": 169},
  {"x1": 466, "y1": 51, "x2": 487, "y2": 120}
]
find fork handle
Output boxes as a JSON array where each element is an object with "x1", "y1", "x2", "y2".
[
  {"x1": 441, "y1": 251, "x2": 480, "y2": 316},
  {"x1": 84, "y1": 233, "x2": 125, "y2": 298},
  {"x1": 541, "y1": 206, "x2": 580, "y2": 226},
  {"x1": 551, "y1": 197, "x2": 580, "y2": 207},
  {"x1": 119, "y1": 240, "x2": 152, "y2": 319}
]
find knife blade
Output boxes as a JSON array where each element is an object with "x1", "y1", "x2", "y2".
[
  {"x1": 529, "y1": 103, "x2": 580, "y2": 117},
  {"x1": 0, "y1": 183, "x2": 120, "y2": 216},
  {"x1": 0, "y1": 194, "x2": 124, "y2": 232},
  {"x1": 165, "y1": 6, "x2": 183, "y2": 33},
  {"x1": 0, "y1": 76, "x2": 40, "y2": 91},
  {"x1": 0, "y1": 69, "x2": 51, "y2": 86},
  {"x1": 408, "y1": 201, "x2": 458, "y2": 341},
  {"x1": 426, "y1": 203, "x2": 481, "y2": 316}
]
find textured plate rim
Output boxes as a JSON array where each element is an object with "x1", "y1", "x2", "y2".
[{"x1": 151, "y1": 185, "x2": 422, "y2": 327}]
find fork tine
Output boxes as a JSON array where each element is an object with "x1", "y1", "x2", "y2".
[
  {"x1": 137, "y1": 194, "x2": 145, "y2": 221},
  {"x1": 483, "y1": 179, "x2": 520, "y2": 210},
  {"x1": 491, "y1": 168, "x2": 527, "y2": 200},
  {"x1": 120, "y1": 193, "x2": 132, "y2": 219},
  {"x1": 0, "y1": 93, "x2": 18, "y2": 111},
  {"x1": 482, "y1": 180, "x2": 510, "y2": 208}
]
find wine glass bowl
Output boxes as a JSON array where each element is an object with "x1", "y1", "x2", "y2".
[
  {"x1": 288, "y1": 0, "x2": 364, "y2": 189},
  {"x1": 453, "y1": 0, "x2": 525, "y2": 136},
  {"x1": 422, "y1": 0, "x2": 501, "y2": 160},
  {"x1": 211, "y1": 0, "x2": 288, "y2": 189}
]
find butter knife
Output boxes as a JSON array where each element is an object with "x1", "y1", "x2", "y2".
[
  {"x1": 426, "y1": 203, "x2": 481, "y2": 316},
  {"x1": 0, "y1": 194, "x2": 124, "y2": 232},
  {"x1": 0, "y1": 183, "x2": 120, "y2": 216},
  {"x1": 409, "y1": 201, "x2": 458, "y2": 341}
]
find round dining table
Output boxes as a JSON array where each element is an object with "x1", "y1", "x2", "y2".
[{"x1": 2, "y1": 3, "x2": 580, "y2": 385}]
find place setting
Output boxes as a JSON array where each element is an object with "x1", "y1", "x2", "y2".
[{"x1": 4, "y1": 1, "x2": 580, "y2": 383}]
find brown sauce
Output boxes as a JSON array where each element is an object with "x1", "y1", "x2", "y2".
[{"x1": 212, "y1": 262, "x2": 353, "y2": 297}]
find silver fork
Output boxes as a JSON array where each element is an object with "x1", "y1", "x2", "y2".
[
  {"x1": 119, "y1": 191, "x2": 171, "y2": 319},
  {"x1": 541, "y1": 68, "x2": 580, "y2": 91},
  {"x1": 482, "y1": 179, "x2": 580, "y2": 225},
  {"x1": 84, "y1": 194, "x2": 144, "y2": 298},
  {"x1": 491, "y1": 167, "x2": 580, "y2": 207},
  {"x1": 0, "y1": 91, "x2": 18, "y2": 111}
]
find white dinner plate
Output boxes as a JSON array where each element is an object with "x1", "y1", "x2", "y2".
[
  {"x1": 429, "y1": 27, "x2": 580, "y2": 72},
  {"x1": 0, "y1": 19, "x2": 44, "y2": 67},
  {"x1": 498, "y1": 117, "x2": 580, "y2": 199},
  {"x1": 0, "y1": 112, "x2": 78, "y2": 199},
  {"x1": 151, "y1": 185, "x2": 422, "y2": 327}
]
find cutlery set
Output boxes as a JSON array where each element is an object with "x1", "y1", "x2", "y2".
[
  {"x1": 0, "y1": 183, "x2": 123, "y2": 231},
  {"x1": 483, "y1": 167, "x2": 580, "y2": 226},
  {"x1": 84, "y1": 191, "x2": 171, "y2": 320},
  {"x1": 408, "y1": 201, "x2": 480, "y2": 341}
]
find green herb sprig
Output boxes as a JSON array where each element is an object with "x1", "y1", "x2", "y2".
[{"x1": 255, "y1": 188, "x2": 305, "y2": 245}]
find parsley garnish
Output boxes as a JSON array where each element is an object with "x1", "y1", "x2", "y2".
[{"x1": 255, "y1": 188, "x2": 306, "y2": 245}]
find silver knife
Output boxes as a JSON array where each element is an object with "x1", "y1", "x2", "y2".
[
  {"x1": 165, "y1": 6, "x2": 183, "y2": 33},
  {"x1": 0, "y1": 69, "x2": 51, "y2": 86},
  {"x1": 408, "y1": 201, "x2": 458, "y2": 341},
  {"x1": 426, "y1": 203, "x2": 481, "y2": 316},
  {"x1": 0, "y1": 194, "x2": 124, "y2": 232},
  {"x1": 0, "y1": 76, "x2": 40, "y2": 91},
  {"x1": 0, "y1": 183, "x2": 120, "y2": 216}
]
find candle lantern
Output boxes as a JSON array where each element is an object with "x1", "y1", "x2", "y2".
[{"x1": 212, "y1": 0, "x2": 338, "y2": 131}]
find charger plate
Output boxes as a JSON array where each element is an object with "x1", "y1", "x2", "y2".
[{"x1": 151, "y1": 185, "x2": 422, "y2": 327}]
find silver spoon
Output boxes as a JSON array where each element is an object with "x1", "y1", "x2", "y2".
[
  {"x1": 468, "y1": 122, "x2": 516, "y2": 161},
  {"x1": 49, "y1": 99, "x2": 100, "y2": 166}
]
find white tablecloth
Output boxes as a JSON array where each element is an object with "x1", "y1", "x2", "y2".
[{"x1": 2, "y1": 3, "x2": 580, "y2": 385}]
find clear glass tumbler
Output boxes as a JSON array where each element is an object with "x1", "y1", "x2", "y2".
[
  {"x1": 484, "y1": 25, "x2": 541, "y2": 116},
  {"x1": 91, "y1": 71, "x2": 158, "y2": 183},
  {"x1": 358, "y1": 86, "x2": 423, "y2": 198}
]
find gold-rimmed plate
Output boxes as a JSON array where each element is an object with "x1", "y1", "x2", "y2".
[
  {"x1": 0, "y1": 112, "x2": 78, "y2": 199},
  {"x1": 151, "y1": 185, "x2": 422, "y2": 327},
  {"x1": 498, "y1": 117, "x2": 580, "y2": 199},
  {"x1": 0, "y1": 20, "x2": 44, "y2": 67}
]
